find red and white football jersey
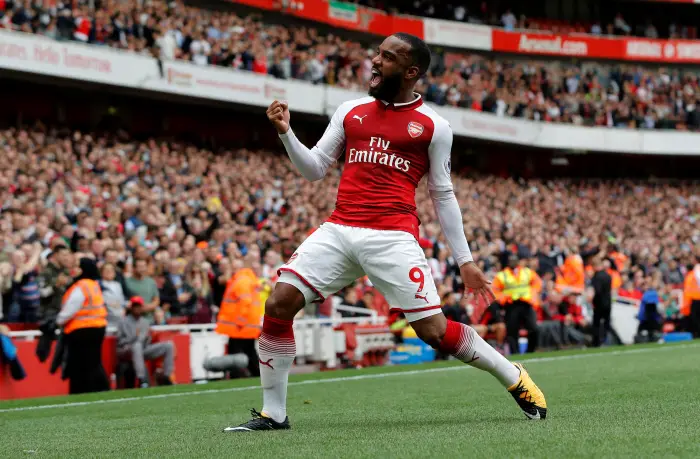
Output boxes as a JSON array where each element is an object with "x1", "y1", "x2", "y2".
[{"x1": 311, "y1": 94, "x2": 453, "y2": 239}]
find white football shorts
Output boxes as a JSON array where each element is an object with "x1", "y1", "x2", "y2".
[{"x1": 278, "y1": 222, "x2": 441, "y2": 322}]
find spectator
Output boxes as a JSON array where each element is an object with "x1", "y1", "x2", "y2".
[
  {"x1": 100, "y1": 262, "x2": 127, "y2": 325},
  {"x1": 590, "y1": 257, "x2": 613, "y2": 347},
  {"x1": 637, "y1": 279, "x2": 662, "y2": 340},
  {"x1": 0, "y1": 263, "x2": 12, "y2": 321},
  {"x1": 38, "y1": 244, "x2": 73, "y2": 321},
  {"x1": 477, "y1": 300, "x2": 508, "y2": 354},
  {"x1": 125, "y1": 258, "x2": 160, "y2": 323},
  {"x1": 104, "y1": 248, "x2": 130, "y2": 297},
  {"x1": 161, "y1": 259, "x2": 196, "y2": 317},
  {"x1": 157, "y1": 27, "x2": 178, "y2": 61},
  {"x1": 358, "y1": 289, "x2": 375, "y2": 313},
  {"x1": 501, "y1": 9, "x2": 517, "y2": 31},
  {"x1": 117, "y1": 296, "x2": 175, "y2": 388},
  {"x1": 181, "y1": 211, "x2": 218, "y2": 244},
  {"x1": 614, "y1": 13, "x2": 632, "y2": 35},
  {"x1": 187, "y1": 264, "x2": 215, "y2": 323},
  {"x1": 338, "y1": 288, "x2": 363, "y2": 318},
  {"x1": 442, "y1": 291, "x2": 469, "y2": 325},
  {"x1": 211, "y1": 257, "x2": 231, "y2": 310},
  {"x1": 9, "y1": 242, "x2": 43, "y2": 323}
]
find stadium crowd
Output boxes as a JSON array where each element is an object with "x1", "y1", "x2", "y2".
[
  {"x1": 1, "y1": 1, "x2": 699, "y2": 131},
  {"x1": 354, "y1": 1, "x2": 698, "y2": 39},
  {"x1": 0, "y1": 125, "x2": 698, "y2": 347}
]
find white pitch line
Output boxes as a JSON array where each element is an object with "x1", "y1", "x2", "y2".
[{"x1": 1, "y1": 343, "x2": 697, "y2": 414}]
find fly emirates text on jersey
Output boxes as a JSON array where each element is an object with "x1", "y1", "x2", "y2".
[{"x1": 346, "y1": 136, "x2": 411, "y2": 173}]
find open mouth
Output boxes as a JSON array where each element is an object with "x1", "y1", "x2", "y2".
[{"x1": 370, "y1": 68, "x2": 382, "y2": 88}]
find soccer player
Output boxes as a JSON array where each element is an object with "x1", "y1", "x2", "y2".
[{"x1": 224, "y1": 33, "x2": 546, "y2": 432}]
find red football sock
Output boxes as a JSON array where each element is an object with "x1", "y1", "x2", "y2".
[
  {"x1": 259, "y1": 315, "x2": 296, "y2": 423},
  {"x1": 440, "y1": 320, "x2": 519, "y2": 387}
]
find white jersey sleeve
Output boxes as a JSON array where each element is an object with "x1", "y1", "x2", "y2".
[
  {"x1": 427, "y1": 118, "x2": 474, "y2": 266},
  {"x1": 278, "y1": 102, "x2": 352, "y2": 182},
  {"x1": 427, "y1": 117, "x2": 454, "y2": 192}
]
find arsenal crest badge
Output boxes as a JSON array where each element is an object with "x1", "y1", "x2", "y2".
[{"x1": 407, "y1": 121, "x2": 424, "y2": 139}]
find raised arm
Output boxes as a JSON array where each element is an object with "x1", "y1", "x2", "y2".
[{"x1": 267, "y1": 100, "x2": 346, "y2": 182}]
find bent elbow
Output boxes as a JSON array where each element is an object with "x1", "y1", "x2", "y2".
[{"x1": 303, "y1": 171, "x2": 326, "y2": 182}]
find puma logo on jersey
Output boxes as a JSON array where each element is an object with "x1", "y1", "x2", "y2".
[
  {"x1": 353, "y1": 115, "x2": 367, "y2": 124},
  {"x1": 259, "y1": 358, "x2": 274, "y2": 369},
  {"x1": 414, "y1": 293, "x2": 429, "y2": 304}
]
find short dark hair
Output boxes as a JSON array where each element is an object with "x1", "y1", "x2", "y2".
[
  {"x1": 393, "y1": 32, "x2": 431, "y2": 77},
  {"x1": 53, "y1": 244, "x2": 69, "y2": 254}
]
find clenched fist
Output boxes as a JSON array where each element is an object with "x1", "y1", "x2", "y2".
[{"x1": 267, "y1": 100, "x2": 290, "y2": 134}]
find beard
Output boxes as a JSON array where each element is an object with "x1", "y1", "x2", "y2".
[{"x1": 368, "y1": 71, "x2": 402, "y2": 102}]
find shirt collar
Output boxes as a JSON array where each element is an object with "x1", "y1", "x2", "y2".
[{"x1": 376, "y1": 93, "x2": 423, "y2": 111}]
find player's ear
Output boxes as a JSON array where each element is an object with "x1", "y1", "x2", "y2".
[{"x1": 405, "y1": 65, "x2": 419, "y2": 80}]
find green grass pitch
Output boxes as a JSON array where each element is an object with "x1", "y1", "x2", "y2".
[{"x1": 2, "y1": 342, "x2": 699, "y2": 458}]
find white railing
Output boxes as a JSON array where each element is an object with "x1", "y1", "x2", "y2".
[{"x1": 613, "y1": 296, "x2": 640, "y2": 307}]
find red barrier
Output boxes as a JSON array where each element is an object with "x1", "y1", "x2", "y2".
[
  {"x1": 233, "y1": 0, "x2": 700, "y2": 64},
  {"x1": 0, "y1": 333, "x2": 191, "y2": 400},
  {"x1": 231, "y1": 0, "x2": 275, "y2": 9},
  {"x1": 233, "y1": 0, "x2": 424, "y2": 38},
  {"x1": 492, "y1": 29, "x2": 700, "y2": 63}
]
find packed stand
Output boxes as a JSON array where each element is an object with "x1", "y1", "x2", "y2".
[
  {"x1": 419, "y1": 55, "x2": 700, "y2": 130},
  {"x1": 0, "y1": 124, "x2": 311, "y2": 327},
  {"x1": 1, "y1": 125, "x2": 699, "y2": 349},
  {"x1": 1, "y1": 1, "x2": 699, "y2": 131},
  {"x1": 355, "y1": 1, "x2": 698, "y2": 39}
]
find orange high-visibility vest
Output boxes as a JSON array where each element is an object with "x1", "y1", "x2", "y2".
[
  {"x1": 531, "y1": 271, "x2": 543, "y2": 309},
  {"x1": 62, "y1": 279, "x2": 107, "y2": 334},
  {"x1": 610, "y1": 251, "x2": 628, "y2": 272},
  {"x1": 555, "y1": 254, "x2": 585, "y2": 294},
  {"x1": 681, "y1": 268, "x2": 700, "y2": 317},
  {"x1": 608, "y1": 268, "x2": 622, "y2": 290},
  {"x1": 216, "y1": 268, "x2": 262, "y2": 340}
]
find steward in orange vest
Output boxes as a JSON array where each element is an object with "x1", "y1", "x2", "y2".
[
  {"x1": 60, "y1": 279, "x2": 108, "y2": 334},
  {"x1": 216, "y1": 267, "x2": 263, "y2": 340},
  {"x1": 555, "y1": 251, "x2": 585, "y2": 295},
  {"x1": 216, "y1": 265, "x2": 263, "y2": 378},
  {"x1": 55, "y1": 258, "x2": 110, "y2": 394},
  {"x1": 682, "y1": 262, "x2": 700, "y2": 338}
]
